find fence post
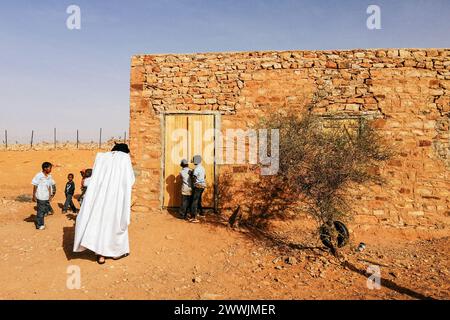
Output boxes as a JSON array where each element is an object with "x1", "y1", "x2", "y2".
[
  {"x1": 31, "y1": 130, "x2": 34, "y2": 149},
  {"x1": 4, "y1": 130, "x2": 7, "y2": 150},
  {"x1": 124, "y1": 131, "x2": 127, "y2": 143},
  {"x1": 77, "y1": 130, "x2": 79, "y2": 149},
  {"x1": 54, "y1": 128, "x2": 56, "y2": 149},
  {"x1": 99, "y1": 128, "x2": 102, "y2": 149}
]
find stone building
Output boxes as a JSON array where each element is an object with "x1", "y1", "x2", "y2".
[{"x1": 129, "y1": 49, "x2": 449, "y2": 229}]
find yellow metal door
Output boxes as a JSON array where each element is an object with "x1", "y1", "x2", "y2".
[{"x1": 163, "y1": 114, "x2": 215, "y2": 208}]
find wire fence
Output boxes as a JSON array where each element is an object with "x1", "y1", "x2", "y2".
[{"x1": 1, "y1": 128, "x2": 129, "y2": 151}]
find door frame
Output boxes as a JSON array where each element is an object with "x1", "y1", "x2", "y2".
[{"x1": 160, "y1": 111, "x2": 221, "y2": 212}]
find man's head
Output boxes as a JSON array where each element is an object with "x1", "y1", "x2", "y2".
[
  {"x1": 111, "y1": 143, "x2": 130, "y2": 154},
  {"x1": 180, "y1": 159, "x2": 189, "y2": 168},
  {"x1": 42, "y1": 162, "x2": 52, "y2": 174},
  {"x1": 68, "y1": 173, "x2": 74, "y2": 181},
  {"x1": 192, "y1": 155, "x2": 202, "y2": 165}
]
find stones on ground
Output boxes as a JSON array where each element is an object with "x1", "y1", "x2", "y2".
[{"x1": 192, "y1": 276, "x2": 202, "y2": 283}]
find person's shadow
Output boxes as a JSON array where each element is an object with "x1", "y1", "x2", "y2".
[
  {"x1": 165, "y1": 174, "x2": 182, "y2": 208},
  {"x1": 23, "y1": 213, "x2": 37, "y2": 229},
  {"x1": 62, "y1": 226, "x2": 96, "y2": 262}
]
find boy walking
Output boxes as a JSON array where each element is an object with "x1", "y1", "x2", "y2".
[
  {"x1": 179, "y1": 159, "x2": 192, "y2": 219},
  {"x1": 63, "y1": 173, "x2": 77, "y2": 213},
  {"x1": 190, "y1": 155, "x2": 206, "y2": 223},
  {"x1": 31, "y1": 162, "x2": 56, "y2": 230}
]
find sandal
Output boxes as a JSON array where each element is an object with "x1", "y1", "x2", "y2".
[{"x1": 96, "y1": 255, "x2": 106, "y2": 264}]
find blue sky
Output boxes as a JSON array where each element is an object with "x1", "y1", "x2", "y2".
[{"x1": 0, "y1": 0, "x2": 449, "y2": 143}]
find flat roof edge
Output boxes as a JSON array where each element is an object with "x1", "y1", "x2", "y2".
[{"x1": 131, "y1": 47, "x2": 450, "y2": 59}]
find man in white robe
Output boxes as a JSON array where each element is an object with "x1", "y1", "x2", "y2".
[{"x1": 73, "y1": 144, "x2": 135, "y2": 264}]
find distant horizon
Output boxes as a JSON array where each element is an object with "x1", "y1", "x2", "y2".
[{"x1": 1, "y1": 0, "x2": 449, "y2": 143}]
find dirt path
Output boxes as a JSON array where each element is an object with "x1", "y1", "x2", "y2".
[{"x1": 0, "y1": 150, "x2": 448, "y2": 300}]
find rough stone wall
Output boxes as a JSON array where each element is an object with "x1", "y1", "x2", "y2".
[{"x1": 130, "y1": 49, "x2": 450, "y2": 230}]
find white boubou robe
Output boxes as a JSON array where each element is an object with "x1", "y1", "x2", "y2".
[{"x1": 73, "y1": 151, "x2": 135, "y2": 257}]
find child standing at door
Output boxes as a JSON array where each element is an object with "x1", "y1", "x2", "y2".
[
  {"x1": 179, "y1": 159, "x2": 192, "y2": 219},
  {"x1": 190, "y1": 155, "x2": 206, "y2": 223}
]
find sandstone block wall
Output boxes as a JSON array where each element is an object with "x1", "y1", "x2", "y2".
[{"x1": 130, "y1": 49, "x2": 450, "y2": 230}]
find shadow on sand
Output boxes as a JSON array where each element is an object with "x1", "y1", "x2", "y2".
[
  {"x1": 341, "y1": 260, "x2": 436, "y2": 300},
  {"x1": 24, "y1": 214, "x2": 36, "y2": 223},
  {"x1": 62, "y1": 226, "x2": 96, "y2": 262}
]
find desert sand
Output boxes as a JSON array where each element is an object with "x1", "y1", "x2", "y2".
[{"x1": 0, "y1": 149, "x2": 448, "y2": 300}]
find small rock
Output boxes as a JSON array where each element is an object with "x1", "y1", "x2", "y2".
[
  {"x1": 285, "y1": 257, "x2": 298, "y2": 265},
  {"x1": 272, "y1": 257, "x2": 282, "y2": 264},
  {"x1": 275, "y1": 265, "x2": 284, "y2": 270},
  {"x1": 192, "y1": 277, "x2": 202, "y2": 283}
]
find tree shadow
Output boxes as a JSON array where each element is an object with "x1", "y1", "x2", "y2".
[
  {"x1": 342, "y1": 260, "x2": 436, "y2": 300},
  {"x1": 197, "y1": 210, "x2": 328, "y2": 262},
  {"x1": 244, "y1": 224, "x2": 327, "y2": 253},
  {"x1": 217, "y1": 169, "x2": 300, "y2": 229},
  {"x1": 209, "y1": 168, "x2": 328, "y2": 256},
  {"x1": 62, "y1": 226, "x2": 96, "y2": 262}
]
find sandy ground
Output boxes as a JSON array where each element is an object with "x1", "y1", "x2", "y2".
[{"x1": 0, "y1": 150, "x2": 448, "y2": 300}]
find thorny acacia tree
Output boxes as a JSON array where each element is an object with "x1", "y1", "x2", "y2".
[{"x1": 260, "y1": 111, "x2": 392, "y2": 226}]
